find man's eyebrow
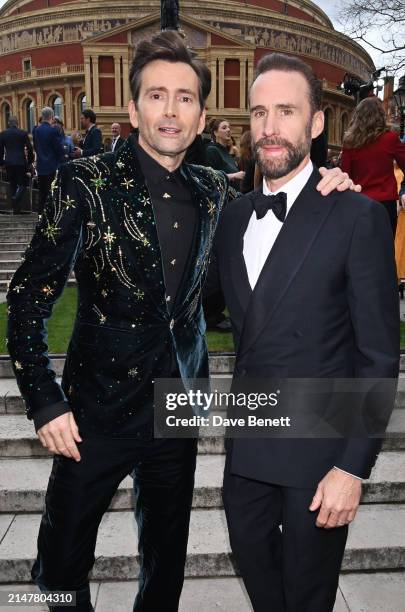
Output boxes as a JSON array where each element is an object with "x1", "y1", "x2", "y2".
[
  {"x1": 143, "y1": 86, "x2": 195, "y2": 96},
  {"x1": 250, "y1": 103, "x2": 299, "y2": 112}
]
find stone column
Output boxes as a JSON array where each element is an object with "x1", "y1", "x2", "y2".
[
  {"x1": 247, "y1": 58, "x2": 254, "y2": 90},
  {"x1": 114, "y1": 55, "x2": 122, "y2": 108},
  {"x1": 122, "y1": 56, "x2": 130, "y2": 108},
  {"x1": 208, "y1": 59, "x2": 217, "y2": 110},
  {"x1": 218, "y1": 58, "x2": 225, "y2": 110},
  {"x1": 84, "y1": 56, "x2": 92, "y2": 107},
  {"x1": 91, "y1": 55, "x2": 100, "y2": 109},
  {"x1": 239, "y1": 58, "x2": 247, "y2": 110},
  {"x1": 64, "y1": 84, "x2": 73, "y2": 131}
]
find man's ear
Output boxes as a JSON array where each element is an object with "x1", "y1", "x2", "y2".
[
  {"x1": 197, "y1": 108, "x2": 207, "y2": 136},
  {"x1": 311, "y1": 110, "x2": 324, "y2": 140},
  {"x1": 128, "y1": 100, "x2": 139, "y2": 129}
]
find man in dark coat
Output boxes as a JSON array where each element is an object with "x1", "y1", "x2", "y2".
[
  {"x1": 207, "y1": 53, "x2": 399, "y2": 611},
  {"x1": 33, "y1": 107, "x2": 65, "y2": 213},
  {"x1": 0, "y1": 116, "x2": 34, "y2": 213},
  {"x1": 74, "y1": 108, "x2": 103, "y2": 157}
]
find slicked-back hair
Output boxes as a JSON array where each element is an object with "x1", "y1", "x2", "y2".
[
  {"x1": 252, "y1": 53, "x2": 322, "y2": 116},
  {"x1": 130, "y1": 31, "x2": 211, "y2": 111}
]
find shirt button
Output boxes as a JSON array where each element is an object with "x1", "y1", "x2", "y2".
[
  {"x1": 173, "y1": 222, "x2": 179, "y2": 229},
  {"x1": 166, "y1": 295, "x2": 171, "y2": 302},
  {"x1": 170, "y1": 259, "x2": 176, "y2": 266},
  {"x1": 169, "y1": 319, "x2": 175, "y2": 330}
]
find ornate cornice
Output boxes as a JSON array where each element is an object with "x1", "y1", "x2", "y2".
[{"x1": 0, "y1": 1, "x2": 374, "y2": 80}]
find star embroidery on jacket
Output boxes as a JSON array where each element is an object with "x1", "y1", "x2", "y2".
[
  {"x1": 136, "y1": 211, "x2": 143, "y2": 218},
  {"x1": 103, "y1": 227, "x2": 116, "y2": 248},
  {"x1": 90, "y1": 176, "x2": 106, "y2": 190},
  {"x1": 128, "y1": 367, "x2": 138, "y2": 378},
  {"x1": 163, "y1": 193, "x2": 171, "y2": 199},
  {"x1": 207, "y1": 200, "x2": 216, "y2": 216},
  {"x1": 116, "y1": 160, "x2": 125, "y2": 169},
  {"x1": 50, "y1": 178, "x2": 58, "y2": 193},
  {"x1": 62, "y1": 195, "x2": 76, "y2": 210},
  {"x1": 42, "y1": 223, "x2": 61, "y2": 244},
  {"x1": 41, "y1": 285, "x2": 55, "y2": 297},
  {"x1": 14, "y1": 361, "x2": 23, "y2": 371},
  {"x1": 12, "y1": 284, "x2": 25, "y2": 293},
  {"x1": 121, "y1": 178, "x2": 134, "y2": 190}
]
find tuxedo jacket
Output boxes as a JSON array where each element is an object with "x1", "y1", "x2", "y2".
[
  {"x1": 82, "y1": 126, "x2": 103, "y2": 157},
  {"x1": 207, "y1": 169, "x2": 399, "y2": 487},
  {"x1": 7, "y1": 136, "x2": 233, "y2": 437}
]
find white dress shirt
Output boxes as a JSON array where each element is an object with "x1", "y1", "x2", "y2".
[
  {"x1": 242, "y1": 160, "x2": 361, "y2": 481},
  {"x1": 243, "y1": 159, "x2": 313, "y2": 290}
]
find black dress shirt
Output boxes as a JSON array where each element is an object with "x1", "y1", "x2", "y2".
[{"x1": 134, "y1": 140, "x2": 197, "y2": 311}]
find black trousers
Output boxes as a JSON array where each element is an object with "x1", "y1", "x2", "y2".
[
  {"x1": 6, "y1": 165, "x2": 27, "y2": 212},
  {"x1": 32, "y1": 436, "x2": 197, "y2": 612},
  {"x1": 223, "y1": 458, "x2": 348, "y2": 612},
  {"x1": 37, "y1": 173, "x2": 55, "y2": 214}
]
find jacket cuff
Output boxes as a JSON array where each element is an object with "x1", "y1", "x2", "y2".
[{"x1": 32, "y1": 401, "x2": 71, "y2": 432}]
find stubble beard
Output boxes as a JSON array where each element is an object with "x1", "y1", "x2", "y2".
[{"x1": 253, "y1": 123, "x2": 312, "y2": 180}]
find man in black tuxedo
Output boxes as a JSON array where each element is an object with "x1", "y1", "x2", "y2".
[
  {"x1": 208, "y1": 53, "x2": 399, "y2": 611},
  {"x1": 74, "y1": 108, "x2": 103, "y2": 157},
  {"x1": 0, "y1": 116, "x2": 34, "y2": 213}
]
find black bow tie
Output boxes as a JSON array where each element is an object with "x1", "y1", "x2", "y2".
[{"x1": 253, "y1": 191, "x2": 287, "y2": 222}]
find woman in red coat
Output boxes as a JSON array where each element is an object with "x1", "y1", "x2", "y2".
[{"x1": 341, "y1": 97, "x2": 405, "y2": 235}]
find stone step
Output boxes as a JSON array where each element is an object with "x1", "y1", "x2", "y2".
[
  {"x1": 1, "y1": 411, "x2": 405, "y2": 458},
  {"x1": 0, "y1": 270, "x2": 18, "y2": 280},
  {"x1": 0, "y1": 261, "x2": 22, "y2": 272},
  {"x1": 0, "y1": 242, "x2": 29, "y2": 252},
  {"x1": 0, "y1": 413, "x2": 225, "y2": 457},
  {"x1": 3, "y1": 573, "x2": 402, "y2": 612},
  {"x1": 1, "y1": 451, "x2": 404, "y2": 514},
  {"x1": 1, "y1": 505, "x2": 405, "y2": 583},
  {"x1": 0, "y1": 576, "x2": 359, "y2": 612},
  {"x1": 0, "y1": 251, "x2": 24, "y2": 262},
  {"x1": 0, "y1": 454, "x2": 225, "y2": 512}
]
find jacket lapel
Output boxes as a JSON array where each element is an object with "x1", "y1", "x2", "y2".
[
  {"x1": 237, "y1": 170, "x2": 338, "y2": 360},
  {"x1": 174, "y1": 165, "x2": 225, "y2": 311}
]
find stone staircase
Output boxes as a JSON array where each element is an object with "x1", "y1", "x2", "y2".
[
  {"x1": 1, "y1": 211, "x2": 404, "y2": 609},
  {"x1": 0, "y1": 214, "x2": 38, "y2": 292},
  {"x1": 0, "y1": 213, "x2": 75, "y2": 292},
  {"x1": 0, "y1": 362, "x2": 405, "y2": 610}
]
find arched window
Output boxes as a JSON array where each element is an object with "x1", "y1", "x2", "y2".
[
  {"x1": 49, "y1": 95, "x2": 63, "y2": 121},
  {"x1": 78, "y1": 93, "x2": 86, "y2": 114},
  {"x1": 25, "y1": 99, "x2": 35, "y2": 133},
  {"x1": 1, "y1": 102, "x2": 11, "y2": 130}
]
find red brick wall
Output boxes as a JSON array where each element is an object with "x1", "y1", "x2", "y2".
[
  {"x1": 0, "y1": 44, "x2": 83, "y2": 73},
  {"x1": 99, "y1": 77, "x2": 116, "y2": 106}
]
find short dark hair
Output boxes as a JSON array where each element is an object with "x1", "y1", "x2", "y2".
[
  {"x1": 129, "y1": 31, "x2": 211, "y2": 111},
  {"x1": 253, "y1": 53, "x2": 322, "y2": 115},
  {"x1": 81, "y1": 108, "x2": 96, "y2": 123}
]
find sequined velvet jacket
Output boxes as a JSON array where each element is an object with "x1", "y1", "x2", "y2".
[{"x1": 7, "y1": 136, "x2": 232, "y2": 437}]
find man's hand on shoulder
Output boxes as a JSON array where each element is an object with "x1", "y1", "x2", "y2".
[
  {"x1": 309, "y1": 467, "x2": 362, "y2": 529},
  {"x1": 37, "y1": 412, "x2": 83, "y2": 462},
  {"x1": 317, "y1": 167, "x2": 362, "y2": 196}
]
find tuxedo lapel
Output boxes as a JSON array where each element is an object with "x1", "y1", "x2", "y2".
[{"x1": 237, "y1": 170, "x2": 338, "y2": 359}]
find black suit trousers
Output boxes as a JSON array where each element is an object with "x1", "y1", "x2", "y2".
[
  {"x1": 223, "y1": 451, "x2": 348, "y2": 612},
  {"x1": 32, "y1": 436, "x2": 197, "y2": 612}
]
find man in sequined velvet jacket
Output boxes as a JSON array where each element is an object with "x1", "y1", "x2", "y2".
[{"x1": 7, "y1": 32, "x2": 233, "y2": 612}]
